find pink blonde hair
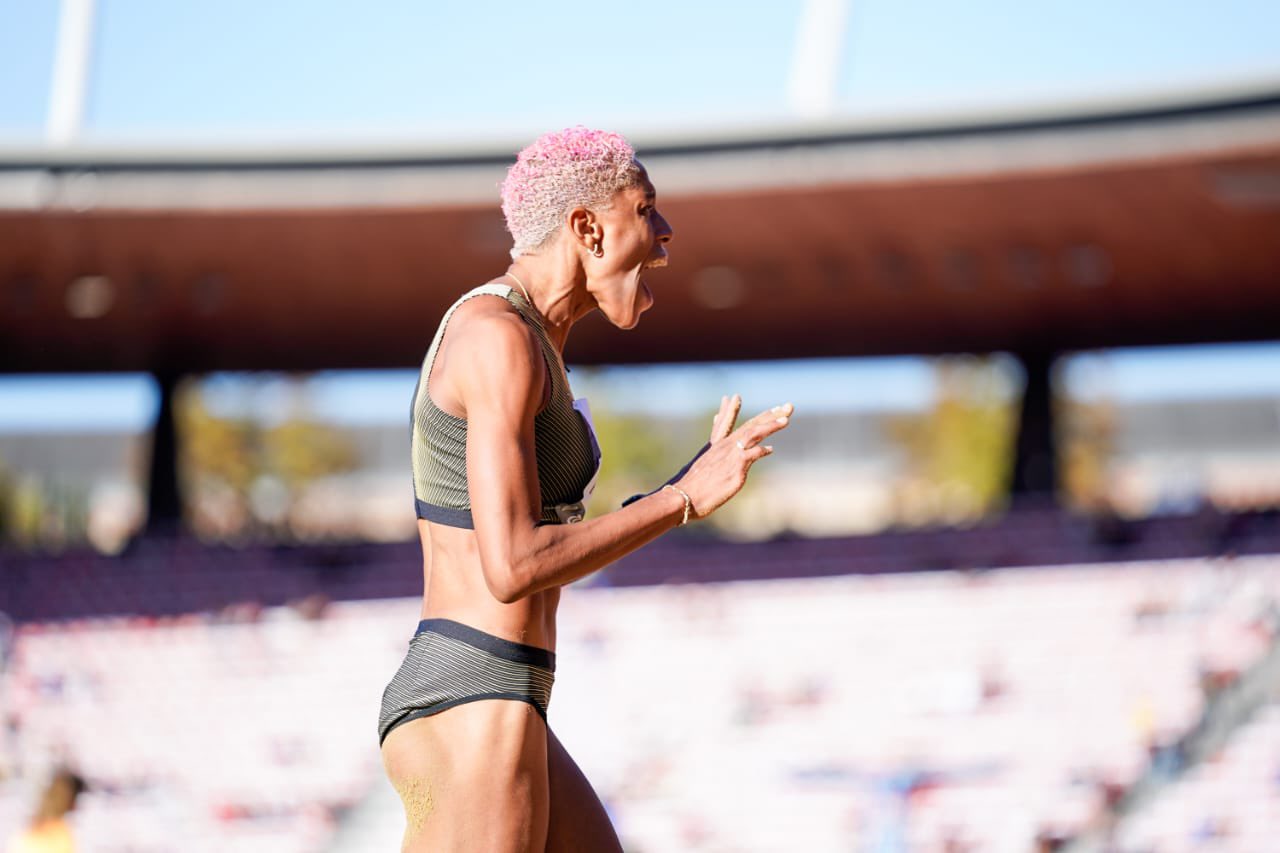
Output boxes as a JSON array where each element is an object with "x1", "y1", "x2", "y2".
[{"x1": 500, "y1": 126, "x2": 642, "y2": 259}]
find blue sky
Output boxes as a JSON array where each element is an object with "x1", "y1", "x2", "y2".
[
  {"x1": 2, "y1": 1, "x2": 1278, "y2": 139},
  {"x1": 4, "y1": 343, "x2": 1280, "y2": 433}
]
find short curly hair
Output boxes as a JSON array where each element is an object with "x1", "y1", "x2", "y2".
[{"x1": 500, "y1": 126, "x2": 643, "y2": 260}]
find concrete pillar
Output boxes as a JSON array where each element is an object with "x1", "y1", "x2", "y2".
[{"x1": 1011, "y1": 350, "x2": 1058, "y2": 502}]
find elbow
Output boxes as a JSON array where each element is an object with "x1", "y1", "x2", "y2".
[{"x1": 484, "y1": 562, "x2": 531, "y2": 605}]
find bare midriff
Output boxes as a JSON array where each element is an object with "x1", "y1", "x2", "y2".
[{"x1": 416, "y1": 519, "x2": 560, "y2": 652}]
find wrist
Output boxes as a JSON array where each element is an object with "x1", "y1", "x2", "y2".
[{"x1": 662, "y1": 483, "x2": 693, "y2": 526}]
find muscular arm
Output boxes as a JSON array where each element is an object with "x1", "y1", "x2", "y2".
[{"x1": 460, "y1": 307, "x2": 686, "y2": 604}]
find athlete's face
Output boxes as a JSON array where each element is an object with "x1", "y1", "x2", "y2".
[{"x1": 585, "y1": 165, "x2": 673, "y2": 329}]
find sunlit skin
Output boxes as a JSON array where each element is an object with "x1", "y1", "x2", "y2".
[{"x1": 381, "y1": 162, "x2": 795, "y2": 852}]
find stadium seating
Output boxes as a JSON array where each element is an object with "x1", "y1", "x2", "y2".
[
  {"x1": 0, "y1": 600, "x2": 419, "y2": 852},
  {"x1": 2, "y1": 554, "x2": 1275, "y2": 851},
  {"x1": 2, "y1": 506, "x2": 1277, "y2": 624},
  {"x1": 1113, "y1": 687, "x2": 1280, "y2": 852}
]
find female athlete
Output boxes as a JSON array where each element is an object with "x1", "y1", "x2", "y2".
[{"x1": 378, "y1": 126, "x2": 794, "y2": 851}]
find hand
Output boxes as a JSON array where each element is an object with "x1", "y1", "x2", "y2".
[
  {"x1": 675, "y1": 395, "x2": 793, "y2": 520},
  {"x1": 709, "y1": 392, "x2": 742, "y2": 443}
]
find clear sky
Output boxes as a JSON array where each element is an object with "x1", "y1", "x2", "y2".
[
  {"x1": 4, "y1": 343, "x2": 1280, "y2": 433},
  {"x1": 2, "y1": 1, "x2": 1279, "y2": 140}
]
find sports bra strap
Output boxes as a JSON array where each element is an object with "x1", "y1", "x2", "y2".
[{"x1": 421, "y1": 283, "x2": 518, "y2": 391}]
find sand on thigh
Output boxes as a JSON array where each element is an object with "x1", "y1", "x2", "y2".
[
  {"x1": 381, "y1": 699, "x2": 550, "y2": 853},
  {"x1": 395, "y1": 773, "x2": 436, "y2": 838}
]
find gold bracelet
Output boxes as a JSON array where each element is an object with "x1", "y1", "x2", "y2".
[{"x1": 663, "y1": 484, "x2": 692, "y2": 526}]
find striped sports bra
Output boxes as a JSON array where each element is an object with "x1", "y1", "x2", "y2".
[{"x1": 411, "y1": 283, "x2": 602, "y2": 528}]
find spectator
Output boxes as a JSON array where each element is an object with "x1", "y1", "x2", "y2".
[{"x1": 6, "y1": 768, "x2": 85, "y2": 853}]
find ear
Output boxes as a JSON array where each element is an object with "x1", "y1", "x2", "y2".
[{"x1": 567, "y1": 206, "x2": 602, "y2": 252}]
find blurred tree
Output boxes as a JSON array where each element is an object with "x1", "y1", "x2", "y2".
[
  {"x1": 586, "y1": 407, "x2": 691, "y2": 520},
  {"x1": 176, "y1": 385, "x2": 256, "y2": 490},
  {"x1": 884, "y1": 356, "x2": 1018, "y2": 526},
  {"x1": 10, "y1": 476, "x2": 46, "y2": 549},
  {"x1": 176, "y1": 385, "x2": 255, "y2": 535},
  {"x1": 0, "y1": 459, "x2": 96, "y2": 551},
  {"x1": 175, "y1": 377, "x2": 356, "y2": 540},
  {"x1": 0, "y1": 456, "x2": 10, "y2": 542},
  {"x1": 263, "y1": 419, "x2": 357, "y2": 492},
  {"x1": 585, "y1": 401, "x2": 761, "y2": 537},
  {"x1": 1057, "y1": 395, "x2": 1118, "y2": 512}
]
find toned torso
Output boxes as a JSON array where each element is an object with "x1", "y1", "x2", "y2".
[
  {"x1": 414, "y1": 292, "x2": 563, "y2": 651},
  {"x1": 417, "y1": 519, "x2": 560, "y2": 650}
]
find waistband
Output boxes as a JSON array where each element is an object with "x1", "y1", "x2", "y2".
[
  {"x1": 414, "y1": 618, "x2": 556, "y2": 672},
  {"x1": 415, "y1": 498, "x2": 583, "y2": 528}
]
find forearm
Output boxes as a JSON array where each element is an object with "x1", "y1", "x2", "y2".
[{"x1": 505, "y1": 486, "x2": 687, "y2": 600}]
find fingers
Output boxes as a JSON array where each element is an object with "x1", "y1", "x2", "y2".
[
  {"x1": 685, "y1": 400, "x2": 787, "y2": 518},
  {"x1": 734, "y1": 402, "x2": 794, "y2": 446},
  {"x1": 711, "y1": 396, "x2": 726, "y2": 442},
  {"x1": 710, "y1": 393, "x2": 742, "y2": 442},
  {"x1": 742, "y1": 402, "x2": 793, "y2": 429},
  {"x1": 713, "y1": 395, "x2": 730, "y2": 439}
]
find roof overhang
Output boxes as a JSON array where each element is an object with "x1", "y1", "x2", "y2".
[{"x1": 2, "y1": 80, "x2": 1279, "y2": 372}]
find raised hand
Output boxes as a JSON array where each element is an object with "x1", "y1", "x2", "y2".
[
  {"x1": 676, "y1": 394, "x2": 793, "y2": 520},
  {"x1": 709, "y1": 392, "x2": 743, "y2": 443}
]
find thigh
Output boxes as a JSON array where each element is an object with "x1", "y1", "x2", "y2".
[
  {"x1": 545, "y1": 728, "x2": 623, "y2": 853},
  {"x1": 382, "y1": 700, "x2": 550, "y2": 853}
]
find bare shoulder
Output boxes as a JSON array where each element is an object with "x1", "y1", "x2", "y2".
[
  {"x1": 445, "y1": 295, "x2": 543, "y2": 409},
  {"x1": 447, "y1": 294, "x2": 540, "y2": 364}
]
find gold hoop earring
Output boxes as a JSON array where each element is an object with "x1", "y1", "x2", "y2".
[{"x1": 592, "y1": 244, "x2": 604, "y2": 258}]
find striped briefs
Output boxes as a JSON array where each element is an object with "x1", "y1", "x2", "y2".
[{"x1": 378, "y1": 618, "x2": 556, "y2": 746}]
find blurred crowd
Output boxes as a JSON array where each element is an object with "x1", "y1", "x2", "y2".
[{"x1": 3, "y1": 553, "x2": 1276, "y2": 851}]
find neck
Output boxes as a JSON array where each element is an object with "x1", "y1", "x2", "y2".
[{"x1": 505, "y1": 256, "x2": 592, "y2": 354}]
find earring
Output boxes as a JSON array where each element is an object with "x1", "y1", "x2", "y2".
[{"x1": 592, "y1": 243, "x2": 604, "y2": 258}]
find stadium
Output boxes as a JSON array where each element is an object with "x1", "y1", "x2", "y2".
[{"x1": 2, "y1": 2, "x2": 1280, "y2": 851}]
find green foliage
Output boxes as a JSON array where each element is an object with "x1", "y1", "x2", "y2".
[
  {"x1": 883, "y1": 356, "x2": 1018, "y2": 524},
  {"x1": 1057, "y1": 395, "x2": 1117, "y2": 511},
  {"x1": 0, "y1": 456, "x2": 9, "y2": 541},
  {"x1": 586, "y1": 405, "x2": 708, "y2": 520},
  {"x1": 0, "y1": 475, "x2": 87, "y2": 552},
  {"x1": 262, "y1": 419, "x2": 357, "y2": 490},
  {"x1": 177, "y1": 389, "x2": 257, "y2": 494},
  {"x1": 176, "y1": 378, "x2": 357, "y2": 538},
  {"x1": 10, "y1": 477, "x2": 46, "y2": 547}
]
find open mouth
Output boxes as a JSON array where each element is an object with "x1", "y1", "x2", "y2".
[{"x1": 642, "y1": 248, "x2": 669, "y2": 270}]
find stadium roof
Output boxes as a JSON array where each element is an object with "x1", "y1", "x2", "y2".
[{"x1": 2, "y1": 80, "x2": 1279, "y2": 372}]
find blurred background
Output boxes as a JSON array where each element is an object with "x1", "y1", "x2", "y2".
[{"x1": 2, "y1": 1, "x2": 1280, "y2": 850}]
